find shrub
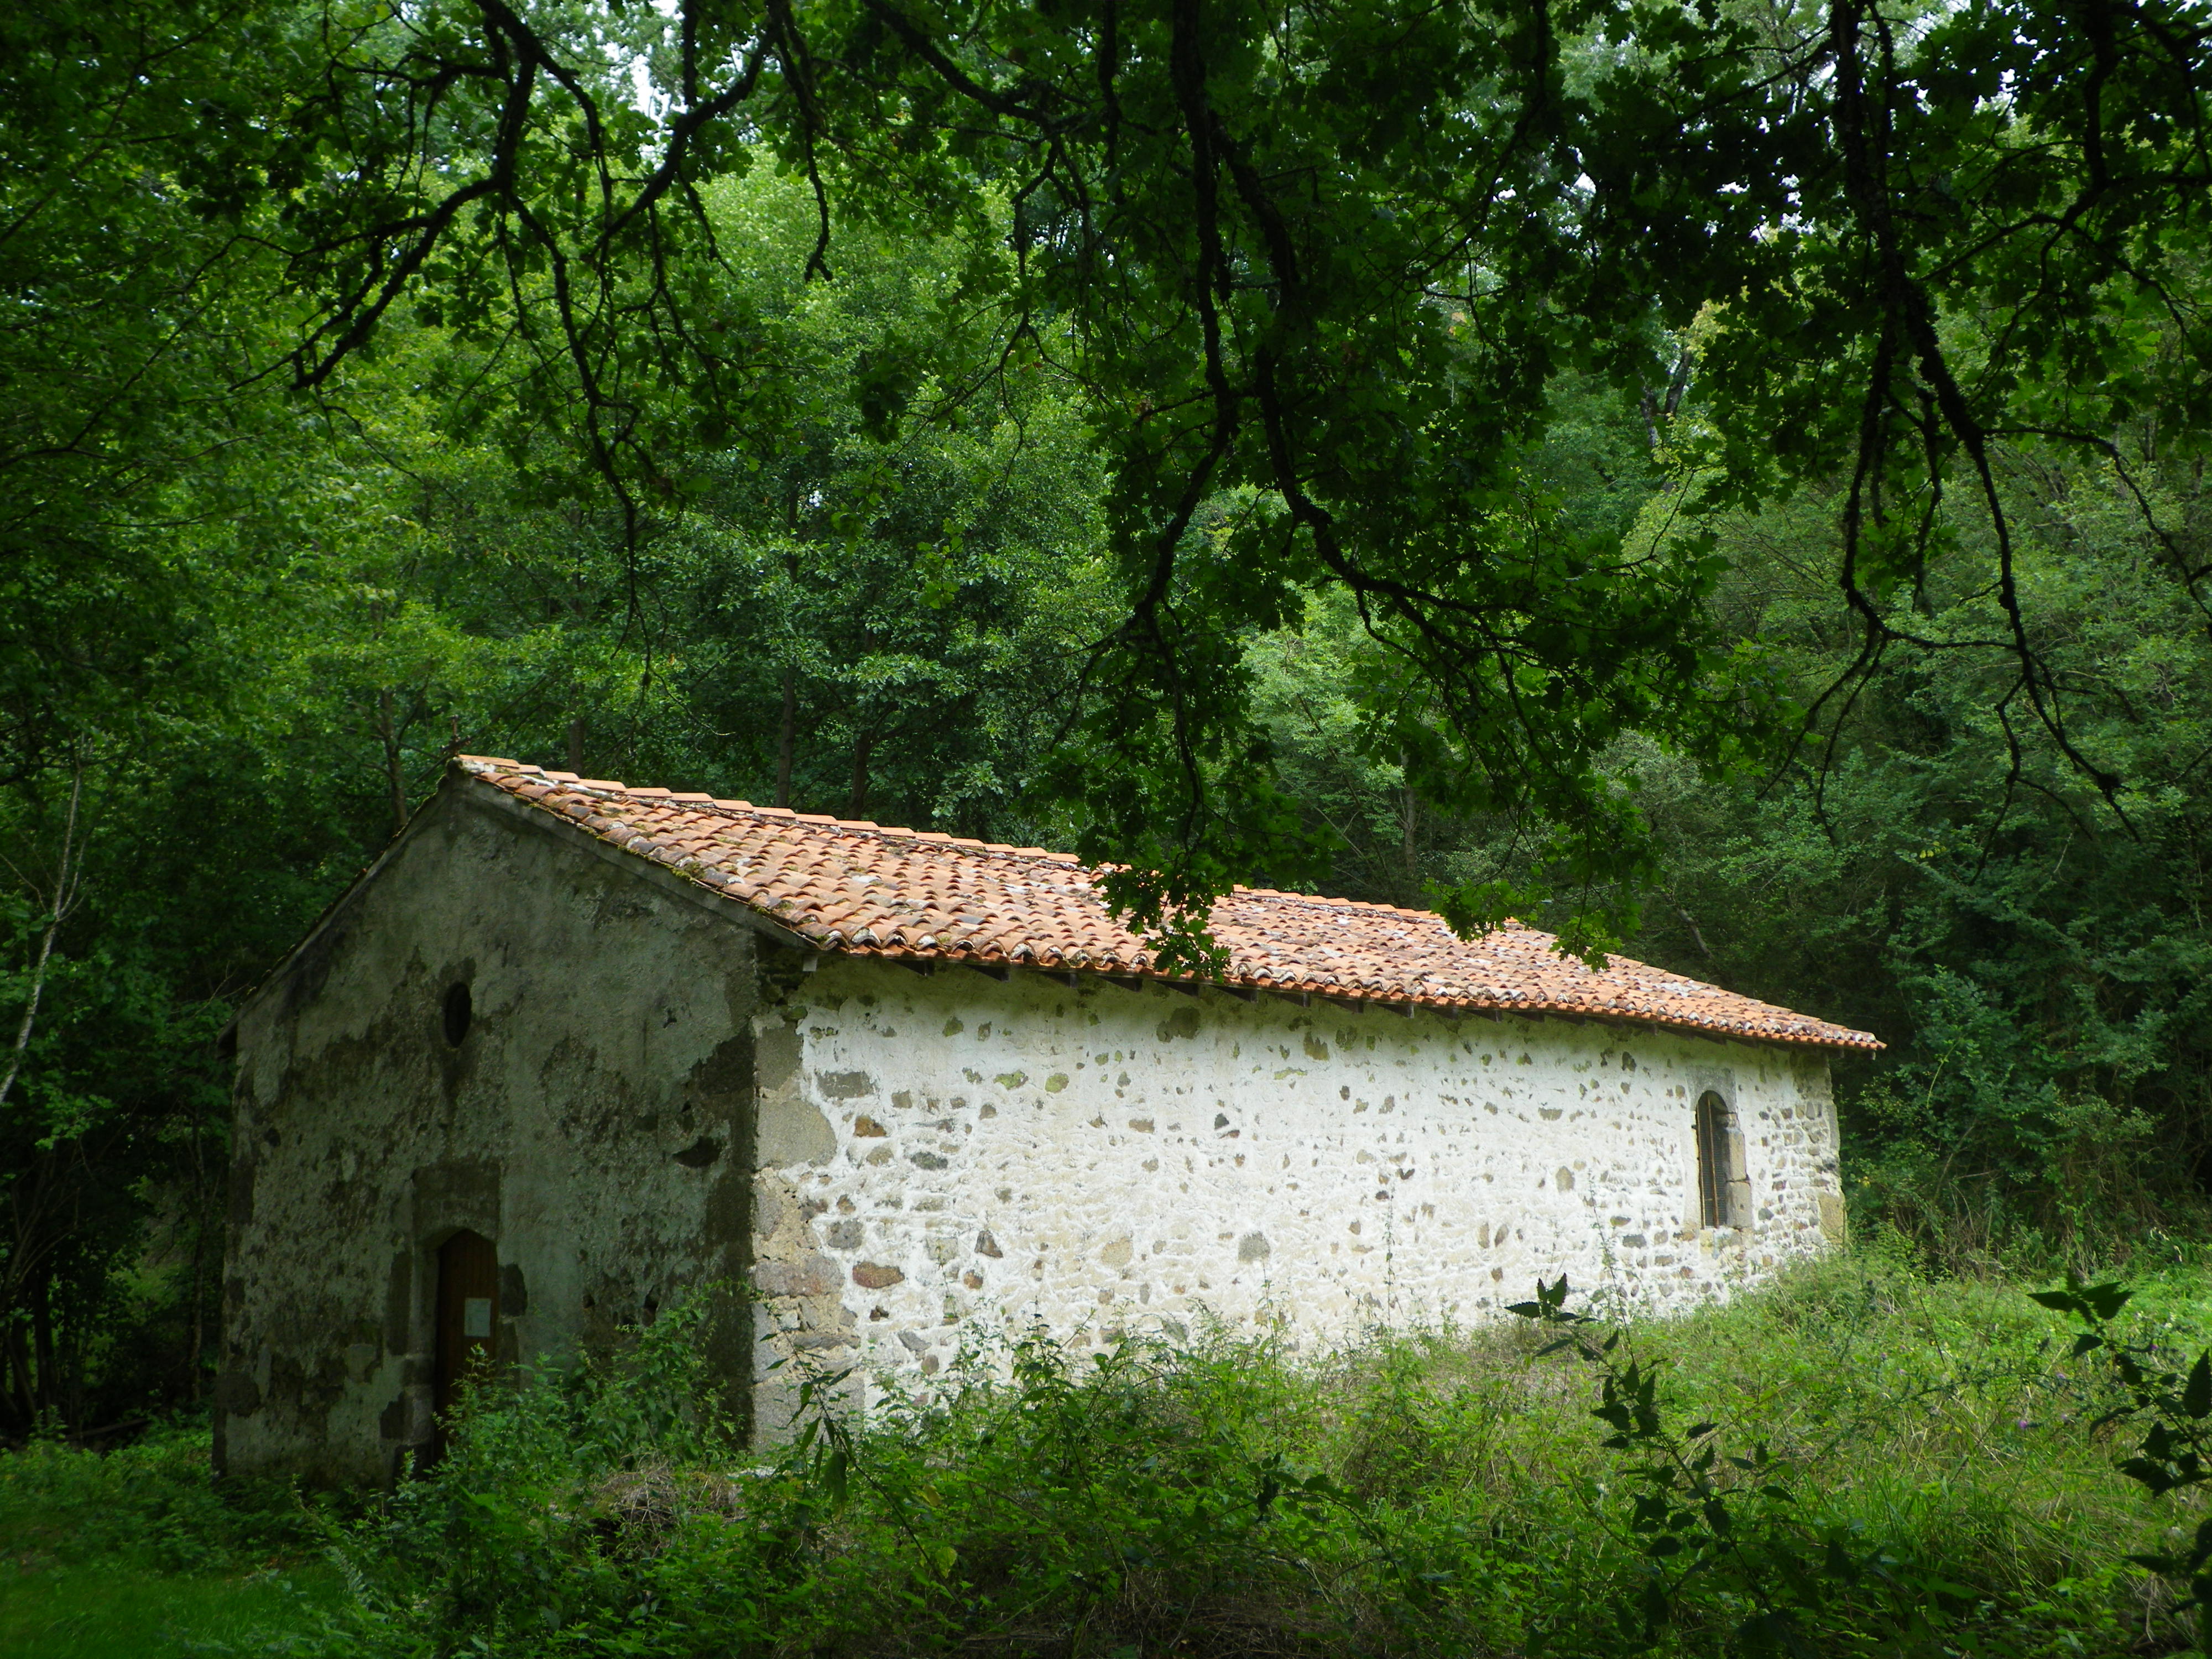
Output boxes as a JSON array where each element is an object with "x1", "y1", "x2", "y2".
[
  {"x1": 295, "y1": 1259, "x2": 2201, "y2": 1657},
  {"x1": 0, "y1": 1416, "x2": 313, "y2": 1576}
]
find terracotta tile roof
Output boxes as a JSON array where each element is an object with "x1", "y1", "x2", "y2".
[{"x1": 458, "y1": 757, "x2": 1880, "y2": 1051}]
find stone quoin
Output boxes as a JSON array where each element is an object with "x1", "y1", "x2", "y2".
[{"x1": 216, "y1": 757, "x2": 1878, "y2": 1484}]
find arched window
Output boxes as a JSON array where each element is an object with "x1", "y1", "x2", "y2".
[{"x1": 1694, "y1": 1091, "x2": 1744, "y2": 1229}]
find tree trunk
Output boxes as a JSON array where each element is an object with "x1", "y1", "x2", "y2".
[
  {"x1": 1400, "y1": 770, "x2": 1419, "y2": 904},
  {"x1": 378, "y1": 688, "x2": 407, "y2": 836},
  {"x1": 1671, "y1": 896, "x2": 1717, "y2": 961},
  {"x1": 59, "y1": 1295, "x2": 84, "y2": 1431},
  {"x1": 184, "y1": 1084, "x2": 209, "y2": 1400},
  {"x1": 3, "y1": 1322, "x2": 32, "y2": 1433},
  {"x1": 775, "y1": 672, "x2": 797, "y2": 809},
  {"x1": 0, "y1": 757, "x2": 84, "y2": 1113},
  {"x1": 29, "y1": 1274, "x2": 55, "y2": 1426},
  {"x1": 847, "y1": 728, "x2": 875, "y2": 821},
  {"x1": 1640, "y1": 348, "x2": 1695, "y2": 453}
]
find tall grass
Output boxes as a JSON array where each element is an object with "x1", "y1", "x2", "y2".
[{"x1": 299, "y1": 1256, "x2": 2200, "y2": 1656}]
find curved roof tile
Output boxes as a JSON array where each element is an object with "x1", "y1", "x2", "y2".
[{"x1": 458, "y1": 757, "x2": 1879, "y2": 1051}]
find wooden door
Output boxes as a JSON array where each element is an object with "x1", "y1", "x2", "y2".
[{"x1": 432, "y1": 1229, "x2": 499, "y2": 1458}]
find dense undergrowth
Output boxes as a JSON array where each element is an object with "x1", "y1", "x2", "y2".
[
  {"x1": 7, "y1": 1255, "x2": 2210, "y2": 1656},
  {"x1": 0, "y1": 1422, "x2": 340, "y2": 1656}
]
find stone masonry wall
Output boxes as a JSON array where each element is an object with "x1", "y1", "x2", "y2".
[
  {"x1": 220, "y1": 781, "x2": 761, "y2": 1484},
  {"x1": 225, "y1": 776, "x2": 1845, "y2": 1479},
  {"x1": 749, "y1": 955, "x2": 1843, "y2": 1421}
]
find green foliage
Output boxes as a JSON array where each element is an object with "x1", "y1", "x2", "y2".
[
  {"x1": 6, "y1": 0, "x2": 2212, "y2": 1435},
  {"x1": 1511, "y1": 1274, "x2": 2090, "y2": 1653},
  {"x1": 2036, "y1": 1272, "x2": 2212, "y2": 1623},
  {"x1": 0, "y1": 1421, "x2": 339, "y2": 1656},
  {"x1": 0, "y1": 0, "x2": 294, "y2": 776},
  {"x1": 209, "y1": 0, "x2": 2212, "y2": 948},
  {"x1": 10, "y1": 1266, "x2": 2205, "y2": 1655},
  {"x1": 0, "y1": 1420, "x2": 310, "y2": 1575},
  {"x1": 260, "y1": 1263, "x2": 2182, "y2": 1656},
  {"x1": 330, "y1": 1291, "x2": 743, "y2": 1640}
]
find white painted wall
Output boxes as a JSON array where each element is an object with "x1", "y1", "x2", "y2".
[{"x1": 749, "y1": 955, "x2": 1843, "y2": 1407}]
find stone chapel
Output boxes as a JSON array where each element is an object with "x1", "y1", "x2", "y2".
[{"x1": 216, "y1": 755, "x2": 1877, "y2": 1483}]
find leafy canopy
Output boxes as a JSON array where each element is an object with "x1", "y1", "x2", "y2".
[{"x1": 212, "y1": 0, "x2": 2212, "y2": 954}]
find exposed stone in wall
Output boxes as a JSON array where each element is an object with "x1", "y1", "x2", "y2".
[
  {"x1": 751, "y1": 958, "x2": 1842, "y2": 1412},
  {"x1": 755, "y1": 1022, "x2": 836, "y2": 1166}
]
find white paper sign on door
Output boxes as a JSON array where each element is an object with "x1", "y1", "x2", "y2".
[{"x1": 463, "y1": 1297, "x2": 493, "y2": 1338}]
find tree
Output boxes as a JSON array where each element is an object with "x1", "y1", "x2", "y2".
[
  {"x1": 5, "y1": 0, "x2": 2212, "y2": 1425},
  {"x1": 219, "y1": 0, "x2": 2208, "y2": 954}
]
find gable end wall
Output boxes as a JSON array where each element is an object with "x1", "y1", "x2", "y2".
[{"x1": 219, "y1": 782, "x2": 761, "y2": 1484}]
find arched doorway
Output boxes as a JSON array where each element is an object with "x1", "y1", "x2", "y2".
[{"x1": 431, "y1": 1228, "x2": 499, "y2": 1460}]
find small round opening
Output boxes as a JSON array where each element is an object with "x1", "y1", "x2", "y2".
[{"x1": 442, "y1": 982, "x2": 473, "y2": 1047}]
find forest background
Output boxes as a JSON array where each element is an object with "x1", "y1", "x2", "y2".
[{"x1": 2, "y1": 0, "x2": 2209, "y2": 1443}]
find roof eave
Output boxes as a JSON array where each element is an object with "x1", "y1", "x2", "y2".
[{"x1": 826, "y1": 946, "x2": 1881, "y2": 1051}]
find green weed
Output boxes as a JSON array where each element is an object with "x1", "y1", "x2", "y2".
[
  {"x1": 0, "y1": 1565, "x2": 337, "y2": 1659},
  {"x1": 291, "y1": 1256, "x2": 2200, "y2": 1656},
  {"x1": 0, "y1": 1420, "x2": 340, "y2": 1656},
  {"x1": 3, "y1": 1262, "x2": 2198, "y2": 1656}
]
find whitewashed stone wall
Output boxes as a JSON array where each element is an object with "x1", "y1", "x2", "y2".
[{"x1": 749, "y1": 954, "x2": 1844, "y2": 1417}]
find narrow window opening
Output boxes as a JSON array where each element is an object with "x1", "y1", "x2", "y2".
[
  {"x1": 442, "y1": 982, "x2": 473, "y2": 1047},
  {"x1": 1695, "y1": 1091, "x2": 1733, "y2": 1229}
]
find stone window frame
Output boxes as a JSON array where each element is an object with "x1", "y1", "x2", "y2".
[{"x1": 1693, "y1": 1090, "x2": 1751, "y2": 1231}]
